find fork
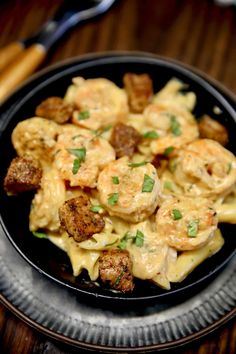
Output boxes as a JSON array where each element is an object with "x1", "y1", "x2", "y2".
[{"x1": 0, "y1": 0, "x2": 116, "y2": 104}]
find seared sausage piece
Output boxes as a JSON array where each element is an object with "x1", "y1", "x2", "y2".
[
  {"x1": 35, "y1": 97, "x2": 74, "y2": 124},
  {"x1": 110, "y1": 123, "x2": 141, "y2": 158},
  {"x1": 59, "y1": 194, "x2": 105, "y2": 242},
  {"x1": 123, "y1": 73, "x2": 153, "y2": 113},
  {"x1": 4, "y1": 156, "x2": 42, "y2": 195},
  {"x1": 198, "y1": 115, "x2": 229, "y2": 146},
  {"x1": 99, "y1": 249, "x2": 134, "y2": 292}
]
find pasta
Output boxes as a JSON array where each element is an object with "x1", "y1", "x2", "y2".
[{"x1": 4, "y1": 75, "x2": 236, "y2": 293}]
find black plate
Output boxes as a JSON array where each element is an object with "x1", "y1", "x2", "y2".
[{"x1": 0, "y1": 52, "x2": 235, "y2": 303}]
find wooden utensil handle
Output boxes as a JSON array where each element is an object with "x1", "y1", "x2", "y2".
[
  {"x1": 0, "y1": 41, "x2": 24, "y2": 72},
  {"x1": 0, "y1": 44, "x2": 46, "y2": 104}
]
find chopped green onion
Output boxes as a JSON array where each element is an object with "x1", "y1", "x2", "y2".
[
  {"x1": 112, "y1": 176, "x2": 119, "y2": 185},
  {"x1": 72, "y1": 159, "x2": 81, "y2": 174},
  {"x1": 187, "y1": 220, "x2": 199, "y2": 237},
  {"x1": 163, "y1": 146, "x2": 174, "y2": 156},
  {"x1": 77, "y1": 110, "x2": 90, "y2": 120},
  {"x1": 172, "y1": 209, "x2": 183, "y2": 220},
  {"x1": 143, "y1": 131, "x2": 159, "y2": 139},
  {"x1": 170, "y1": 115, "x2": 182, "y2": 136},
  {"x1": 90, "y1": 205, "x2": 103, "y2": 213},
  {"x1": 108, "y1": 193, "x2": 119, "y2": 206},
  {"x1": 134, "y1": 230, "x2": 144, "y2": 247},
  {"x1": 32, "y1": 231, "x2": 48, "y2": 239},
  {"x1": 128, "y1": 161, "x2": 148, "y2": 168},
  {"x1": 142, "y1": 174, "x2": 155, "y2": 193},
  {"x1": 67, "y1": 147, "x2": 86, "y2": 161}
]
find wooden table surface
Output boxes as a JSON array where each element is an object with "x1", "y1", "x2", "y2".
[{"x1": 0, "y1": 0, "x2": 235, "y2": 353}]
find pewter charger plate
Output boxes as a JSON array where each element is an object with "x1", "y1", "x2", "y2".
[
  {"x1": 0, "y1": 227, "x2": 235, "y2": 352},
  {"x1": 0, "y1": 53, "x2": 236, "y2": 351}
]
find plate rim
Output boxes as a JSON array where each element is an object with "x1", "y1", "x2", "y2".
[
  {"x1": 0, "y1": 52, "x2": 236, "y2": 351},
  {"x1": 0, "y1": 51, "x2": 236, "y2": 302},
  {"x1": 0, "y1": 293, "x2": 235, "y2": 352},
  {"x1": 1, "y1": 50, "x2": 235, "y2": 106}
]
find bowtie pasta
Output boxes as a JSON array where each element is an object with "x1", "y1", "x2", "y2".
[{"x1": 4, "y1": 73, "x2": 236, "y2": 293}]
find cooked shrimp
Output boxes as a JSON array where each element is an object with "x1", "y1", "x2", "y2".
[
  {"x1": 12, "y1": 117, "x2": 61, "y2": 165},
  {"x1": 97, "y1": 156, "x2": 160, "y2": 222},
  {"x1": 126, "y1": 220, "x2": 170, "y2": 280},
  {"x1": 156, "y1": 197, "x2": 218, "y2": 251},
  {"x1": 53, "y1": 126, "x2": 115, "y2": 188},
  {"x1": 152, "y1": 78, "x2": 196, "y2": 111},
  {"x1": 29, "y1": 167, "x2": 66, "y2": 232},
  {"x1": 71, "y1": 78, "x2": 128, "y2": 130},
  {"x1": 173, "y1": 139, "x2": 236, "y2": 198},
  {"x1": 142, "y1": 103, "x2": 199, "y2": 155}
]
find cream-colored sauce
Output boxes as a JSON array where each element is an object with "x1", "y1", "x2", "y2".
[{"x1": 97, "y1": 157, "x2": 160, "y2": 222}]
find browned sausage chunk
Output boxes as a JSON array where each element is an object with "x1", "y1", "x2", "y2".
[
  {"x1": 110, "y1": 123, "x2": 141, "y2": 158},
  {"x1": 123, "y1": 73, "x2": 153, "y2": 113},
  {"x1": 198, "y1": 115, "x2": 229, "y2": 146},
  {"x1": 99, "y1": 249, "x2": 134, "y2": 292},
  {"x1": 59, "y1": 194, "x2": 105, "y2": 242},
  {"x1": 35, "y1": 97, "x2": 74, "y2": 124},
  {"x1": 4, "y1": 156, "x2": 42, "y2": 195}
]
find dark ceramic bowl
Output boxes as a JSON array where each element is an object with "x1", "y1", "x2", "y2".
[{"x1": 0, "y1": 52, "x2": 235, "y2": 304}]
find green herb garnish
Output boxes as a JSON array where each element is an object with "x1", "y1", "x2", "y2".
[
  {"x1": 118, "y1": 230, "x2": 144, "y2": 249},
  {"x1": 67, "y1": 147, "x2": 86, "y2": 161},
  {"x1": 90, "y1": 205, "x2": 104, "y2": 213},
  {"x1": 128, "y1": 161, "x2": 148, "y2": 168},
  {"x1": 112, "y1": 176, "x2": 119, "y2": 185},
  {"x1": 118, "y1": 232, "x2": 132, "y2": 249},
  {"x1": 108, "y1": 193, "x2": 119, "y2": 206},
  {"x1": 163, "y1": 146, "x2": 174, "y2": 156},
  {"x1": 134, "y1": 230, "x2": 144, "y2": 247},
  {"x1": 68, "y1": 148, "x2": 86, "y2": 174},
  {"x1": 170, "y1": 115, "x2": 182, "y2": 136},
  {"x1": 187, "y1": 220, "x2": 199, "y2": 237},
  {"x1": 143, "y1": 131, "x2": 159, "y2": 139},
  {"x1": 172, "y1": 209, "x2": 183, "y2": 220},
  {"x1": 142, "y1": 174, "x2": 155, "y2": 193},
  {"x1": 72, "y1": 159, "x2": 81, "y2": 174},
  {"x1": 32, "y1": 231, "x2": 48, "y2": 239},
  {"x1": 77, "y1": 110, "x2": 90, "y2": 120}
]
